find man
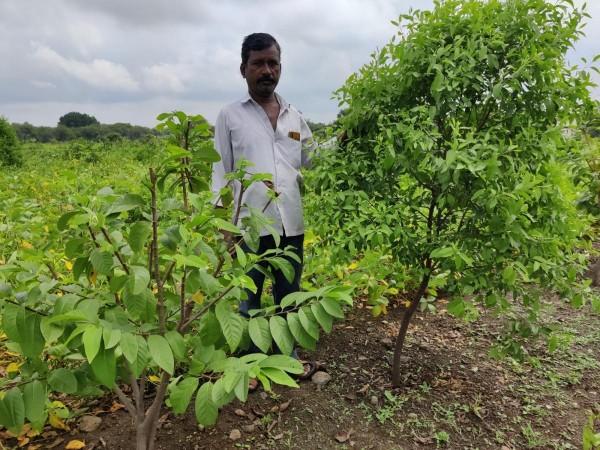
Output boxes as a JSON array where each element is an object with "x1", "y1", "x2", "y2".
[{"x1": 212, "y1": 33, "x2": 315, "y2": 346}]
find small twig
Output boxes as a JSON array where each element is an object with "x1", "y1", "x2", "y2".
[
  {"x1": 179, "y1": 285, "x2": 234, "y2": 332},
  {"x1": 4, "y1": 298, "x2": 48, "y2": 316},
  {"x1": 45, "y1": 262, "x2": 60, "y2": 280},
  {"x1": 101, "y1": 227, "x2": 130, "y2": 275}
]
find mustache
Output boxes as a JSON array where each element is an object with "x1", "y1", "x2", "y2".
[{"x1": 258, "y1": 76, "x2": 275, "y2": 83}]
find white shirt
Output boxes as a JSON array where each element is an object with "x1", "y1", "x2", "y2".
[{"x1": 212, "y1": 93, "x2": 315, "y2": 236}]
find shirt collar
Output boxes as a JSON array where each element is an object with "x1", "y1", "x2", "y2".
[{"x1": 242, "y1": 92, "x2": 289, "y2": 112}]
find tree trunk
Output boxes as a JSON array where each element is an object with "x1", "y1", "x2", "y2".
[{"x1": 391, "y1": 271, "x2": 431, "y2": 386}]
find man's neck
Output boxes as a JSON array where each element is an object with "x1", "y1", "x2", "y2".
[{"x1": 249, "y1": 91, "x2": 278, "y2": 107}]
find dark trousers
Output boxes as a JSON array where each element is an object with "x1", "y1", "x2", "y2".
[{"x1": 239, "y1": 234, "x2": 304, "y2": 317}]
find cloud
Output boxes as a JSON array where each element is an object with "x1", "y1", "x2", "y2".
[
  {"x1": 0, "y1": 0, "x2": 596, "y2": 127},
  {"x1": 31, "y1": 43, "x2": 139, "y2": 92}
]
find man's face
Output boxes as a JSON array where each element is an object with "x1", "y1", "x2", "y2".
[{"x1": 241, "y1": 45, "x2": 281, "y2": 99}]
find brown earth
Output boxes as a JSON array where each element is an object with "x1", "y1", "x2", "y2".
[{"x1": 8, "y1": 290, "x2": 597, "y2": 450}]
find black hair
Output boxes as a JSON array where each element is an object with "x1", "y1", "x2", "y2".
[{"x1": 241, "y1": 33, "x2": 281, "y2": 65}]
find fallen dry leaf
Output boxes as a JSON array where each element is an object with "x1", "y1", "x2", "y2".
[
  {"x1": 279, "y1": 399, "x2": 291, "y2": 412},
  {"x1": 272, "y1": 433, "x2": 284, "y2": 440},
  {"x1": 48, "y1": 413, "x2": 69, "y2": 431},
  {"x1": 65, "y1": 440, "x2": 86, "y2": 449},
  {"x1": 109, "y1": 402, "x2": 125, "y2": 412},
  {"x1": 46, "y1": 438, "x2": 64, "y2": 449}
]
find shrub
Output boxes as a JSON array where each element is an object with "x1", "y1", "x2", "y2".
[{"x1": 0, "y1": 117, "x2": 22, "y2": 167}]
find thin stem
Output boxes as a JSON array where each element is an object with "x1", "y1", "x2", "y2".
[
  {"x1": 149, "y1": 168, "x2": 166, "y2": 333},
  {"x1": 179, "y1": 285, "x2": 234, "y2": 332},
  {"x1": 101, "y1": 227, "x2": 130, "y2": 275},
  {"x1": 114, "y1": 384, "x2": 137, "y2": 421}
]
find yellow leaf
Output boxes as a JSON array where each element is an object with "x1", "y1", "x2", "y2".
[
  {"x1": 65, "y1": 440, "x2": 86, "y2": 449},
  {"x1": 89, "y1": 271, "x2": 97, "y2": 285},
  {"x1": 48, "y1": 412, "x2": 69, "y2": 431},
  {"x1": 336, "y1": 269, "x2": 344, "y2": 279},
  {"x1": 148, "y1": 375, "x2": 161, "y2": 383},
  {"x1": 17, "y1": 435, "x2": 30, "y2": 447},
  {"x1": 65, "y1": 260, "x2": 73, "y2": 271},
  {"x1": 192, "y1": 291, "x2": 205, "y2": 304},
  {"x1": 21, "y1": 241, "x2": 33, "y2": 249},
  {"x1": 49, "y1": 400, "x2": 66, "y2": 409},
  {"x1": 348, "y1": 261, "x2": 358, "y2": 270},
  {"x1": 43, "y1": 225, "x2": 49, "y2": 232},
  {"x1": 6, "y1": 362, "x2": 21, "y2": 373}
]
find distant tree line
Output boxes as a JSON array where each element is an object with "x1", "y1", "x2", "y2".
[{"x1": 12, "y1": 112, "x2": 162, "y2": 143}]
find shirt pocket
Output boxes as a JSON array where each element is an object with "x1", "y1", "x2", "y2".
[{"x1": 278, "y1": 128, "x2": 302, "y2": 168}]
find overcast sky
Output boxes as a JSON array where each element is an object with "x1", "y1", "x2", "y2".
[{"x1": 1, "y1": 0, "x2": 598, "y2": 127}]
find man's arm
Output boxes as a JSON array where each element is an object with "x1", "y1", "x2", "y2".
[{"x1": 211, "y1": 110, "x2": 234, "y2": 204}]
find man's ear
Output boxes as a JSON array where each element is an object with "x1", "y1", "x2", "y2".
[{"x1": 240, "y1": 63, "x2": 246, "y2": 78}]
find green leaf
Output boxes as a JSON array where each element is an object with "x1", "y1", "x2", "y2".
[
  {"x1": 3, "y1": 306, "x2": 45, "y2": 358},
  {"x1": 65, "y1": 238, "x2": 86, "y2": 259},
  {"x1": 311, "y1": 303, "x2": 333, "y2": 333},
  {"x1": 196, "y1": 144, "x2": 221, "y2": 163},
  {"x1": 165, "y1": 330, "x2": 186, "y2": 362},
  {"x1": 269, "y1": 257, "x2": 295, "y2": 283},
  {"x1": 248, "y1": 317, "x2": 272, "y2": 353},
  {"x1": 90, "y1": 250, "x2": 113, "y2": 275},
  {"x1": 169, "y1": 377, "x2": 199, "y2": 415},
  {"x1": 120, "y1": 332, "x2": 139, "y2": 365},
  {"x1": 131, "y1": 335, "x2": 150, "y2": 378},
  {"x1": 280, "y1": 291, "x2": 315, "y2": 309},
  {"x1": 91, "y1": 346, "x2": 117, "y2": 388},
  {"x1": 48, "y1": 368, "x2": 78, "y2": 394},
  {"x1": 215, "y1": 300, "x2": 244, "y2": 352},
  {"x1": 129, "y1": 266, "x2": 151, "y2": 295},
  {"x1": 260, "y1": 367, "x2": 298, "y2": 388},
  {"x1": 0, "y1": 388, "x2": 25, "y2": 434},
  {"x1": 83, "y1": 325, "x2": 103, "y2": 363},
  {"x1": 57, "y1": 210, "x2": 83, "y2": 230},
  {"x1": 298, "y1": 307, "x2": 320, "y2": 340},
  {"x1": 23, "y1": 380, "x2": 47, "y2": 431},
  {"x1": 447, "y1": 298, "x2": 466, "y2": 318},
  {"x1": 287, "y1": 313, "x2": 316, "y2": 350},
  {"x1": 320, "y1": 298, "x2": 344, "y2": 319},
  {"x1": 430, "y1": 247, "x2": 454, "y2": 259},
  {"x1": 148, "y1": 335, "x2": 175, "y2": 375},
  {"x1": 195, "y1": 382, "x2": 218, "y2": 426},
  {"x1": 211, "y1": 378, "x2": 236, "y2": 408},
  {"x1": 269, "y1": 316, "x2": 294, "y2": 356},
  {"x1": 212, "y1": 218, "x2": 241, "y2": 234},
  {"x1": 40, "y1": 317, "x2": 64, "y2": 344},
  {"x1": 107, "y1": 194, "x2": 145, "y2": 215},
  {"x1": 103, "y1": 327, "x2": 121, "y2": 349},
  {"x1": 128, "y1": 222, "x2": 152, "y2": 253}
]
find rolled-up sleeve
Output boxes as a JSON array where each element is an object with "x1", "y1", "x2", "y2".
[{"x1": 211, "y1": 110, "x2": 233, "y2": 199}]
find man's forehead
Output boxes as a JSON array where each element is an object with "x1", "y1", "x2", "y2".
[{"x1": 247, "y1": 45, "x2": 280, "y2": 61}]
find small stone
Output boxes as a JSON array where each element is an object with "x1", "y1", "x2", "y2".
[
  {"x1": 259, "y1": 391, "x2": 268, "y2": 400},
  {"x1": 234, "y1": 409, "x2": 246, "y2": 417},
  {"x1": 241, "y1": 424, "x2": 255, "y2": 433},
  {"x1": 229, "y1": 429, "x2": 242, "y2": 441},
  {"x1": 370, "y1": 395, "x2": 379, "y2": 406},
  {"x1": 79, "y1": 415, "x2": 102, "y2": 433},
  {"x1": 311, "y1": 371, "x2": 331, "y2": 387},
  {"x1": 358, "y1": 356, "x2": 367, "y2": 361}
]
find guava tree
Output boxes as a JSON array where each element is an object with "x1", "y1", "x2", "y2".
[
  {"x1": 311, "y1": 0, "x2": 598, "y2": 386},
  {"x1": 0, "y1": 112, "x2": 352, "y2": 449}
]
